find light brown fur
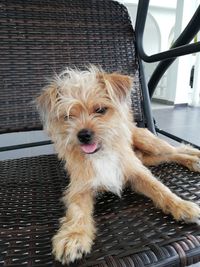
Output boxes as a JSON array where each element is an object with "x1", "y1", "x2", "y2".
[{"x1": 37, "y1": 66, "x2": 200, "y2": 264}]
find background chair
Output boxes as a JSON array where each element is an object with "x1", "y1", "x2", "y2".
[{"x1": 0, "y1": 0, "x2": 200, "y2": 266}]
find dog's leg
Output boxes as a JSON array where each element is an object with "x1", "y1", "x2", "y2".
[
  {"x1": 133, "y1": 127, "x2": 200, "y2": 171},
  {"x1": 136, "y1": 150, "x2": 200, "y2": 172},
  {"x1": 52, "y1": 185, "x2": 95, "y2": 264},
  {"x1": 133, "y1": 127, "x2": 176, "y2": 155},
  {"x1": 125, "y1": 153, "x2": 200, "y2": 224}
]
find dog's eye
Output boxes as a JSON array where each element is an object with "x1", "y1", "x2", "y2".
[{"x1": 95, "y1": 107, "x2": 108, "y2": 115}]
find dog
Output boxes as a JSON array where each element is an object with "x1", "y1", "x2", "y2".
[{"x1": 37, "y1": 66, "x2": 200, "y2": 264}]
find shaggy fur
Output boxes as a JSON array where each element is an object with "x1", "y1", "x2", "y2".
[{"x1": 37, "y1": 66, "x2": 200, "y2": 264}]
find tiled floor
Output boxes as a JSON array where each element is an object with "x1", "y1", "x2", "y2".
[{"x1": 152, "y1": 105, "x2": 200, "y2": 147}]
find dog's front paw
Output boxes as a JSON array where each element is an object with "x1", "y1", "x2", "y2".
[
  {"x1": 52, "y1": 230, "x2": 93, "y2": 264},
  {"x1": 171, "y1": 199, "x2": 200, "y2": 224}
]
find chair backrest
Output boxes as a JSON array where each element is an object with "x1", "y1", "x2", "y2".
[{"x1": 0, "y1": 0, "x2": 144, "y2": 134}]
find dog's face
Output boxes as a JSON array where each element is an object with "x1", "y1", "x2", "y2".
[{"x1": 37, "y1": 67, "x2": 133, "y2": 157}]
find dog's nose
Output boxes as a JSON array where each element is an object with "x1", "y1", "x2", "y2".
[{"x1": 77, "y1": 129, "x2": 94, "y2": 144}]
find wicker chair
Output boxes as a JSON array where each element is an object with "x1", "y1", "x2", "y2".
[{"x1": 0, "y1": 1, "x2": 200, "y2": 266}]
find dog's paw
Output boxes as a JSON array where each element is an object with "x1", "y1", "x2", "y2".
[
  {"x1": 180, "y1": 156, "x2": 200, "y2": 173},
  {"x1": 52, "y1": 230, "x2": 92, "y2": 264},
  {"x1": 177, "y1": 145, "x2": 200, "y2": 157},
  {"x1": 191, "y1": 159, "x2": 200, "y2": 172},
  {"x1": 171, "y1": 199, "x2": 200, "y2": 224}
]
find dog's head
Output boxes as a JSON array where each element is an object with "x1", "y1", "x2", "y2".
[{"x1": 37, "y1": 66, "x2": 133, "y2": 157}]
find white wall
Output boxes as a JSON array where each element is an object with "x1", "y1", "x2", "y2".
[
  {"x1": 123, "y1": 1, "x2": 176, "y2": 101},
  {"x1": 173, "y1": 0, "x2": 198, "y2": 104},
  {"x1": 145, "y1": 7, "x2": 176, "y2": 100},
  {"x1": 191, "y1": 32, "x2": 200, "y2": 106},
  {"x1": 122, "y1": 2, "x2": 175, "y2": 53},
  {"x1": 121, "y1": 0, "x2": 200, "y2": 105}
]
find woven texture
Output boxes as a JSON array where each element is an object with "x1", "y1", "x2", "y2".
[
  {"x1": 1, "y1": 154, "x2": 200, "y2": 266},
  {"x1": 0, "y1": 0, "x2": 143, "y2": 133}
]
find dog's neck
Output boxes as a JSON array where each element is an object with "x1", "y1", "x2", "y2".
[{"x1": 90, "y1": 149, "x2": 124, "y2": 196}]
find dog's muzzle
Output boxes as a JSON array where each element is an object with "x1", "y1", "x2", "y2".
[
  {"x1": 77, "y1": 128, "x2": 94, "y2": 144},
  {"x1": 77, "y1": 128, "x2": 100, "y2": 154}
]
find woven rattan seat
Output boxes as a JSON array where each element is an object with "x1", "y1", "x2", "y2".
[
  {"x1": 1, "y1": 155, "x2": 200, "y2": 266},
  {"x1": 0, "y1": 0, "x2": 200, "y2": 266}
]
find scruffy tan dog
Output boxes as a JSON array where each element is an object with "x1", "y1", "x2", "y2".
[{"x1": 37, "y1": 66, "x2": 200, "y2": 264}]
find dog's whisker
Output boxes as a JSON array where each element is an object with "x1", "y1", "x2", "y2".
[{"x1": 64, "y1": 137, "x2": 70, "y2": 148}]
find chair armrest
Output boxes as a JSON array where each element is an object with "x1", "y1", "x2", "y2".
[
  {"x1": 135, "y1": 0, "x2": 200, "y2": 63},
  {"x1": 0, "y1": 140, "x2": 52, "y2": 152}
]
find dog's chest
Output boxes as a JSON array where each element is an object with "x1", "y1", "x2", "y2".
[{"x1": 91, "y1": 151, "x2": 123, "y2": 196}]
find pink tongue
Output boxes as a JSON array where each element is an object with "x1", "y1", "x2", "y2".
[{"x1": 81, "y1": 143, "x2": 98, "y2": 154}]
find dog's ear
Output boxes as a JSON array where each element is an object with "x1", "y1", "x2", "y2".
[
  {"x1": 101, "y1": 73, "x2": 133, "y2": 102},
  {"x1": 36, "y1": 82, "x2": 58, "y2": 124}
]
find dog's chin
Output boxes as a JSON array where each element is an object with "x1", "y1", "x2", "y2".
[{"x1": 80, "y1": 142, "x2": 101, "y2": 154}]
